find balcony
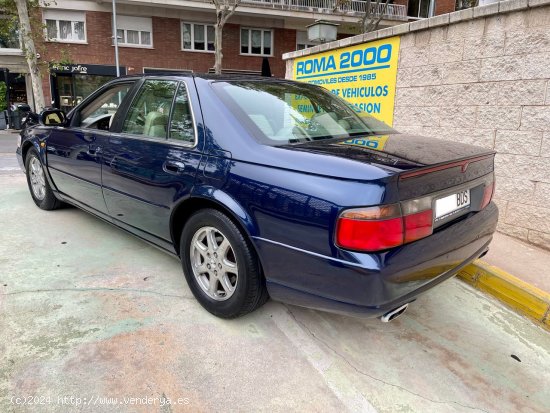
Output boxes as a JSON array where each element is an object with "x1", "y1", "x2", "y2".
[{"x1": 239, "y1": 0, "x2": 408, "y2": 21}]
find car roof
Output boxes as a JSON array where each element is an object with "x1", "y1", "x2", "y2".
[{"x1": 113, "y1": 73, "x2": 296, "y2": 83}]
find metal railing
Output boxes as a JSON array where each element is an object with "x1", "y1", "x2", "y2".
[{"x1": 239, "y1": 0, "x2": 408, "y2": 20}]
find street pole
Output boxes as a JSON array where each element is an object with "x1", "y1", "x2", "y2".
[{"x1": 112, "y1": 0, "x2": 120, "y2": 77}]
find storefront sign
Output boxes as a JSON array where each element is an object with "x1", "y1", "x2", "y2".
[
  {"x1": 50, "y1": 63, "x2": 125, "y2": 76},
  {"x1": 51, "y1": 63, "x2": 89, "y2": 74},
  {"x1": 292, "y1": 36, "x2": 400, "y2": 126}
]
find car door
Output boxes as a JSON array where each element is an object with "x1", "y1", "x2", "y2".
[
  {"x1": 45, "y1": 81, "x2": 136, "y2": 218},
  {"x1": 102, "y1": 78, "x2": 204, "y2": 247}
]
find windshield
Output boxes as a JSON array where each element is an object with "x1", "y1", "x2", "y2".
[{"x1": 211, "y1": 80, "x2": 396, "y2": 145}]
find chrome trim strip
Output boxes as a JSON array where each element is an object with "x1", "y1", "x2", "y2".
[{"x1": 252, "y1": 236, "x2": 367, "y2": 269}]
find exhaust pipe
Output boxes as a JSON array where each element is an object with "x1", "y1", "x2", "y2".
[
  {"x1": 380, "y1": 303, "x2": 409, "y2": 323},
  {"x1": 478, "y1": 249, "x2": 489, "y2": 259}
]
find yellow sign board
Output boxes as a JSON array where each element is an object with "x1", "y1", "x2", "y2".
[
  {"x1": 340, "y1": 135, "x2": 389, "y2": 151},
  {"x1": 292, "y1": 36, "x2": 400, "y2": 126}
]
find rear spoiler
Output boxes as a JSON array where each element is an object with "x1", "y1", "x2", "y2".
[
  {"x1": 399, "y1": 154, "x2": 495, "y2": 181},
  {"x1": 398, "y1": 154, "x2": 495, "y2": 200}
]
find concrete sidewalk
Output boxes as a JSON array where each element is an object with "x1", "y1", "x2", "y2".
[
  {"x1": 484, "y1": 233, "x2": 550, "y2": 293},
  {"x1": 459, "y1": 232, "x2": 550, "y2": 329}
]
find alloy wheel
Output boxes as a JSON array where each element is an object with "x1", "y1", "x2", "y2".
[
  {"x1": 29, "y1": 156, "x2": 46, "y2": 201},
  {"x1": 190, "y1": 226, "x2": 239, "y2": 301}
]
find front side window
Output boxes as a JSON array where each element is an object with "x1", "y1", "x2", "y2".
[
  {"x1": 182, "y1": 22, "x2": 215, "y2": 52},
  {"x1": 241, "y1": 28, "x2": 272, "y2": 56},
  {"x1": 78, "y1": 82, "x2": 134, "y2": 130},
  {"x1": 122, "y1": 79, "x2": 178, "y2": 139},
  {"x1": 212, "y1": 81, "x2": 395, "y2": 146},
  {"x1": 116, "y1": 16, "x2": 152, "y2": 47}
]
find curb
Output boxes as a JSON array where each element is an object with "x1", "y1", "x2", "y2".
[{"x1": 458, "y1": 260, "x2": 550, "y2": 329}]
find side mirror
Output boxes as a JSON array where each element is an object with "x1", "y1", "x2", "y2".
[{"x1": 40, "y1": 109, "x2": 67, "y2": 126}]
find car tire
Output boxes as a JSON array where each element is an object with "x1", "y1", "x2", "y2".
[
  {"x1": 25, "y1": 148, "x2": 62, "y2": 210},
  {"x1": 180, "y1": 208, "x2": 268, "y2": 318}
]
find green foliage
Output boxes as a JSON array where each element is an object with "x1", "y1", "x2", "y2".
[
  {"x1": 0, "y1": 82, "x2": 7, "y2": 111},
  {"x1": 0, "y1": 1, "x2": 18, "y2": 48},
  {"x1": 0, "y1": 1, "x2": 71, "y2": 75}
]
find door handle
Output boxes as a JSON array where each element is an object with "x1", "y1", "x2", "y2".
[{"x1": 163, "y1": 160, "x2": 186, "y2": 175}]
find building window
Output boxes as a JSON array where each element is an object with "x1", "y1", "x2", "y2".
[
  {"x1": 182, "y1": 23, "x2": 215, "y2": 52},
  {"x1": 241, "y1": 28, "x2": 272, "y2": 56},
  {"x1": 116, "y1": 16, "x2": 152, "y2": 47},
  {"x1": 407, "y1": 0, "x2": 435, "y2": 18},
  {"x1": 296, "y1": 31, "x2": 317, "y2": 51},
  {"x1": 43, "y1": 10, "x2": 86, "y2": 43},
  {"x1": 296, "y1": 43, "x2": 315, "y2": 51}
]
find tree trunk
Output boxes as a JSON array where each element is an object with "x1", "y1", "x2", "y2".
[
  {"x1": 14, "y1": 0, "x2": 45, "y2": 112},
  {"x1": 211, "y1": 1, "x2": 239, "y2": 74},
  {"x1": 214, "y1": 19, "x2": 223, "y2": 74}
]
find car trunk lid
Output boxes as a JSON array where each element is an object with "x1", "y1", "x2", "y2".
[{"x1": 280, "y1": 133, "x2": 495, "y2": 197}]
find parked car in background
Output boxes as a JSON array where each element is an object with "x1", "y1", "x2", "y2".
[{"x1": 16, "y1": 74, "x2": 498, "y2": 320}]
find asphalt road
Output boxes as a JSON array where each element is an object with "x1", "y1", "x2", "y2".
[{"x1": 1, "y1": 132, "x2": 549, "y2": 412}]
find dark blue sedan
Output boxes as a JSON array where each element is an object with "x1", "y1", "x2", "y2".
[{"x1": 16, "y1": 74, "x2": 498, "y2": 320}]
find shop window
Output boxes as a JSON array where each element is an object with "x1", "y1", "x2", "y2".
[
  {"x1": 241, "y1": 28, "x2": 272, "y2": 56},
  {"x1": 182, "y1": 23, "x2": 215, "y2": 52},
  {"x1": 43, "y1": 10, "x2": 86, "y2": 43},
  {"x1": 116, "y1": 16, "x2": 153, "y2": 47}
]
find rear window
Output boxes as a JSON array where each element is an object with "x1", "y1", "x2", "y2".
[{"x1": 211, "y1": 80, "x2": 396, "y2": 145}]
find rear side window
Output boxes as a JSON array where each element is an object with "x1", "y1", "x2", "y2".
[
  {"x1": 168, "y1": 83, "x2": 195, "y2": 144},
  {"x1": 212, "y1": 81, "x2": 396, "y2": 146},
  {"x1": 122, "y1": 79, "x2": 178, "y2": 139}
]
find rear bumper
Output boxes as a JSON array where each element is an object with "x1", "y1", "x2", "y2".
[{"x1": 254, "y1": 202, "x2": 498, "y2": 317}]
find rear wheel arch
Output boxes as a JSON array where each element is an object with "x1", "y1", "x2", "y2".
[{"x1": 170, "y1": 194, "x2": 258, "y2": 258}]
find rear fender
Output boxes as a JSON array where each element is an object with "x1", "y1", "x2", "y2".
[{"x1": 169, "y1": 186, "x2": 258, "y2": 255}]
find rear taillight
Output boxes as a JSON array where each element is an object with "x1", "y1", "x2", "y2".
[
  {"x1": 336, "y1": 201, "x2": 433, "y2": 252},
  {"x1": 404, "y1": 209, "x2": 433, "y2": 243},
  {"x1": 336, "y1": 205, "x2": 403, "y2": 251},
  {"x1": 480, "y1": 179, "x2": 495, "y2": 210}
]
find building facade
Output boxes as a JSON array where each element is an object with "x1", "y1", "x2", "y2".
[
  {"x1": 36, "y1": 0, "x2": 410, "y2": 111},
  {"x1": 1, "y1": 0, "x2": 457, "y2": 112}
]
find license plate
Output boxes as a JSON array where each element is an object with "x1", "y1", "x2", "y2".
[{"x1": 435, "y1": 189, "x2": 470, "y2": 220}]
